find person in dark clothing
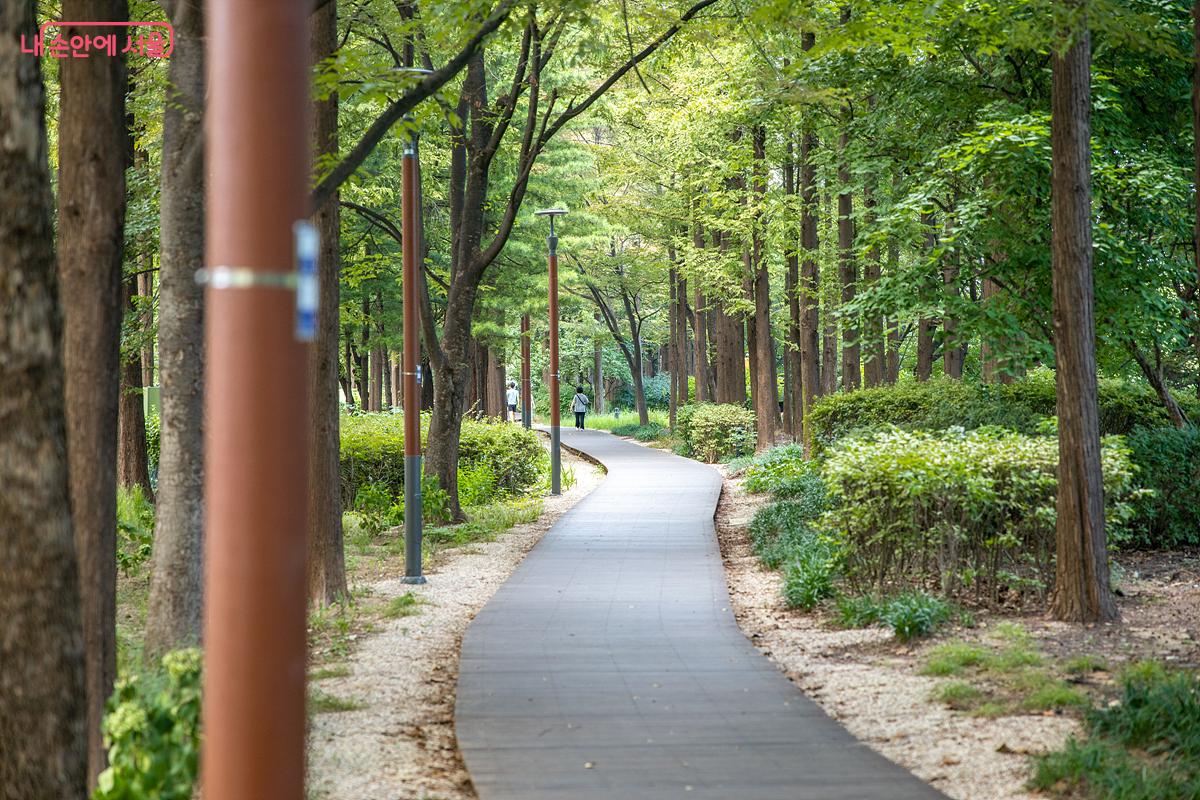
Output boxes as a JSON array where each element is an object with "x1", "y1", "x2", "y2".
[{"x1": 571, "y1": 386, "x2": 590, "y2": 429}]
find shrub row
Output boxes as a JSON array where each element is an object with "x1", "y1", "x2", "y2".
[
  {"x1": 808, "y1": 370, "x2": 1200, "y2": 446},
  {"x1": 676, "y1": 403, "x2": 756, "y2": 462},
  {"x1": 821, "y1": 427, "x2": 1139, "y2": 602},
  {"x1": 339, "y1": 413, "x2": 547, "y2": 510}
]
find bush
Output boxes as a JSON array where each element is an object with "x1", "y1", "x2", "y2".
[
  {"x1": 808, "y1": 370, "x2": 1200, "y2": 448},
  {"x1": 822, "y1": 427, "x2": 1139, "y2": 601},
  {"x1": 95, "y1": 648, "x2": 201, "y2": 800},
  {"x1": 340, "y1": 414, "x2": 547, "y2": 509},
  {"x1": 750, "y1": 500, "x2": 821, "y2": 569},
  {"x1": 1032, "y1": 665, "x2": 1200, "y2": 800},
  {"x1": 882, "y1": 592, "x2": 952, "y2": 642},
  {"x1": 116, "y1": 486, "x2": 155, "y2": 575},
  {"x1": 1124, "y1": 426, "x2": 1200, "y2": 549},
  {"x1": 742, "y1": 444, "x2": 822, "y2": 499},
  {"x1": 677, "y1": 403, "x2": 756, "y2": 462},
  {"x1": 611, "y1": 422, "x2": 666, "y2": 441},
  {"x1": 782, "y1": 535, "x2": 839, "y2": 610}
]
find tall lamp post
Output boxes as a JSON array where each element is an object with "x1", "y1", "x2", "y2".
[
  {"x1": 202, "y1": 1, "x2": 311, "y2": 797},
  {"x1": 520, "y1": 313, "x2": 532, "y2": 429},
  {"x1": 534, "y1": 209, "x2": 568, "y2": 495},
  {"x1": 398, "y1": 76, "x2": 430, "y2": 585}
]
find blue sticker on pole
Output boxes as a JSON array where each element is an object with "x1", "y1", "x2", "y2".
[{"x1": 294, "y1": 221, "x2": 319, "y2": 342}]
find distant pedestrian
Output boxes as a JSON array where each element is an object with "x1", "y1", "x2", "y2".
[
  {"x1": 572, "y1": 386, "x2": 590, "y2": 430},
  {"x1": 506, "y1": 382, "x2": 519, "y2": 422}
]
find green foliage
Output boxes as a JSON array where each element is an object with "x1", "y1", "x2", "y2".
[
  {"x1": 881, "y1": 592, "x2": 952, "y2": 642},
  {"x1": 748, "y1": 484, "x2": 828, "y2": 569},
  {"x1": 145, "y1": 410, "x2": 160, "y2": 477},
  {"x1": 821, "y1": 427, "x2": 1139, "y2": 600},
  {"x1": 781, "y1": 534, "x2": 839, "y2": 611},
  {"x1": 808, "y1": 373, "x2": 1200, "y2": 449},
  {"x1": 581, "y1": 410, "x2": 670, "y2": 432},
  {"x1": 611, "y1": 422, "x2": 667, "y2": 441},
  {"x1": 340, "y1": 414, "x2": 547, "y2": 509},
  {"x1": 1032, "y1": 666, "x2": 1200, "y2": 800},
  {"x1": 933, "y1": 680, "x2": 986, "y2": 710},
  {"x1": 116, "y1": 486, "x2": 155, "y2": 575},
  {"x1": 1124, "y1": 426, "x2": 1200, "y2": 549},
  {"x1": 383, "y1": 592, "x2": 422, "y2": 619},
  {"x1": 676, "y1": 403, "x2": 756, "y2": 462},
  {"x1": 94, "y1": 649, "x2": 201, "y2": 800},
  {"x1": 353, "y1": 481, "x2": 397, "y2": 536},
  {"x1": 742, "y1": 444, "x2": 824, "y2": 500}
]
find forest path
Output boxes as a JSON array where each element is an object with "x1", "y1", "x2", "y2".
[{"x1": 454, "y1": 429, "x2": 947, "y2": 800}]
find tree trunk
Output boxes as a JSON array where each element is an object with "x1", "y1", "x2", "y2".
[
  {"x1": 714, "y1": 296, "x2": 746, "y2": 405},
  {"x1": 1128, "y1": 342, "x2": 1190, "y2": 429},
  {"x1": 691, "y1": 217, "x2": 711, "y2": 404},
  {"x1": 0, "y1": 6, "x2": 89, "y2": 790},
  {"x1": 676, "y1": 272, "x2": 688, "y2": 407},
  {"x1": 343, "y1": 334, "x2": 357, "y2": 406},
  {"x1": 1194, "y1": 0, "x2": 1200, "y2": 399},
  {"x1": 391, "y1": 357, "x2": 401, "y2": 408},
  {"x1": 357, "y1": 295, "x2": 371, "y2": 409},
  {"x1": 862, "y1": 183, "x2": 884, "y2": 388},
  {"x1": 798, "y1": 62, "x2": 821, "y2": 447},
  {"x1": 1048, "y1": 13, "x2": 1118, "y2": 623},
  {"x1": 838, "y1": 131, "x2": 859, "y2": 392},
  {"x1": 916, "y1": 215, "x2": 938, "y2": 382},
  {"x1": 306, "y1": 0, "x2": 347, "y2": 606},
  {"x1": 145, "y1": 0, "x2": 206, "y2": 661},
  {"x1": 57, "y1": 1, "x2": 126, "y2": 782},
  {"x1": 117, "y1": 276, "x2": 153, "y2": 498},
  {"x1": 981, "y1": 277, "x2": 1003, "y2": 383},
  {"x1": 822, "y1": 300, "x2": 838, "y2": 395},
  {"x1": 138, "y1": 270, "x2": 155, "y2": 387},
  {"x1": 593, "y1": 313, "x2": 604, "y2": 413},
  {"x1": 669, "y1": 266, "x2": 679, "y2": 429},
  {"x1": 750, "y1": 125, "x2": 776, "y2": 449},
  {"x1": 942, "y1": 210, "x2": 964, "y2": 378}
]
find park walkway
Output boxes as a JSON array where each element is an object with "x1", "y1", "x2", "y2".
[{"x1": 455, "y1": 429, "x2": 946, "y2": 799}]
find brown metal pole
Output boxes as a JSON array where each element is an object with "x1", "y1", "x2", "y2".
[
  {"x1": 202, "y1": 2, "x2": 311, "y2": 799},
  {"x1": 548, "y1": 238, "x2": 561, "y2": 495},
  {"x1": 401, "y1": 125, "x2": 425, "y2": 584},
  {"x1": 521, "y1": 313, "x2": 532, "y2": 429}
]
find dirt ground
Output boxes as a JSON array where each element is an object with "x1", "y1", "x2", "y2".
[
  {"x1": 714, "y1": 469, "x2": 1200, "y2": 800},
  {"x1": 306, "y1": 445, "x2": 604, "y2": 800}
]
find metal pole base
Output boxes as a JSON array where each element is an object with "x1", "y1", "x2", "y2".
[
  {"x1": 522, "y1": 407, "x2": 531, "y2": 430},
  {"x1": 551, "y1": 425, "x2": 561, "y2": 496},
  {"x1": 404, "y1": 454, "x2": 424, "y2": 582}
]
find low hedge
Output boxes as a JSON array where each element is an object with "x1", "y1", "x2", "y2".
[
  {"x1": 821, "y1": 427, "x2": 1139, "y2": 602},
  {"x1": 339, "y1": 413, "x2": 546, "y2": 509},
  {"x1": 677, "y1": 403, "x2": 756, "y2": 462},
  {"x1": 1125, "y1": 426, "x2": 1200, "y2": 549},
  {"x1": 808, "y1": 370, "x2": 1199, "y2": 447}
]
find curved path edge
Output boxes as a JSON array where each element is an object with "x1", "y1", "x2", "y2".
[{"x1": 455, "y1": 429, "x2": 948, "y2": 800}]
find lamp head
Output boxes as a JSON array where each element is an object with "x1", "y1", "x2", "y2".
[{"x1": 534, "y1": 208, "x2": 568, "y2": 239}]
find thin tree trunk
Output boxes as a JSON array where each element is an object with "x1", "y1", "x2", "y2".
[
  {"x1": 118, "y1": 276, "x2": 154, "y2": 498},
  {"x1": 138, "y1": 270, "x2": 155, "y2": 387},
  {"x1": 862, "y1": 183, "x2": 884, "y2": 388},
  {"x1": 669, "y1": 266, "x2": 679, "y2": 429},
  {"x1": 798, "y1": 54, "x2": 821, "y2": 448},
  {"x1": 145, "y1": 0, "x2": 205, "y2": 662},
  {"x1": 692, "y1": 216, "x2": 711, "y2": 403},
  {"x1": 594, "y1": 312, "x2": 605, "y2": 413},
  {"x1": 57, "y1": 1, "x2": 127, "y2": 782},
  {"x1": 751, "y1": 125, "x2": 776, "y2": 448},
  {"x1": 1048, "y1": 12, "x2": 1118, "y2": 623},
  {"x1": 343, "y1": 334, "x2": 357, "y2": 406},
  {"x1": 1129, "y1": 342, "x2": 1190, "y2": 428},
  {"x1": 942, "y1": 209, "x2": 964, "y2": 378},
  {"x1": 0, "y1": 5, "x2": 89, "y2": 790},
  {"x1": 676, "y1": 271, "x2": 689, "y2": 407},
  {"x1": 306, "y1": 0, "x2": 347, "y2": 606},
  {"x1": 838, "y1": 132, "x2": 859, "y2": 392},
  {"x1": 916, "y1": 214, "x2": 938, "y2": 382},
  {"x1": 981, "y1": 277, "x2": 1002, "y2": 383}
]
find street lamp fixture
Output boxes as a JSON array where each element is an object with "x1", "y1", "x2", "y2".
[{"x1": 534, "y1": 208, "x2": 568, "y2": 495}]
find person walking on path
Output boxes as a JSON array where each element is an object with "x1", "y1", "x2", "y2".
[
  {"x1": 571, "y1": 386, "x2": 590, "y2": 429},
  {"x1": 506, "y1": 382, "x2": 519, "y2": 422}
]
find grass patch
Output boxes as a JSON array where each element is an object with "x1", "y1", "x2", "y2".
[
  {"x1": 308, "y1": 690, "x2": 364, "y2": 714},
  {"x1": 1022, "y1": 681, "x2": 1090, "y2": 712},
  {"x1": 383, "y1": 592, "x2": 422, "y2": 619},
  {"x1": 310, "y1": 665, "x2": 351, "y2": 681},
  {"x1": 922, "y1": 642, "x2": 991, "y2": 676},
  {"x1": 933, "y1": 680, "x2": 987, "y2": 710},
  {"x1": 1031, "y1": 666, "x2": 1200, "y2": 799},
  {"x1": 424, "y1": 497, "x2": 543, "y2": 549},
  {"x1": 1063, "y1": 655, "x2": 1107, "y2": 676},
  {"x1": 578, "y1": 410, "x2": 670, "y2": 433}
]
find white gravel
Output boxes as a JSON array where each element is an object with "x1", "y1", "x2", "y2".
[{"x1": 307, "y1": 446, "x2": 604, "y2": 800}]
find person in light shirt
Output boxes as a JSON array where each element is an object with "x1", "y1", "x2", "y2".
[{"x1": 506, "y1": 382, "x2": 519, "y2": 422}]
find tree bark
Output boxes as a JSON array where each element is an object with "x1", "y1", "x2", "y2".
[
  {"x1": 117, "y1": 276, "x2": 154, "y2": 498},
  {"x1": 669, "y1": 266, "x2": 679, "y2": 429},
  {"x1": 750, "y1": 125, "x2": 776, "y2": 449},
  {"x1": 1048, "y1": 13, "x2": 1118, "y2": 623},
  {"x1": 838, "y1": 132, "x2": 859, "y2": 392},
  {"x1": 57, "y1": 1, "x2": 126, "y2": 782},
  {"x1": 306, "y1": 0, "x2": 347, "y2": 606},
  {"x1": 593, "y1": 312, "x2": 605, "y2": 413},
  {"x1": 138, "y1": 270, "x2": 155, "y2": 387},
  {"x1": 0, "y1": 4, "x2": 89, "y2": 791},
  {"x1": 916, "y1": 214, "x2": 938, "y2": 382},
  {"x1": 862, "y1": 183, "x2": 884, "y2": 388},
  {"x1": 798, "y1": 59, "x2": 821, "y2": 447},
  {"x1": 145, "y1": 0, "x2": 206, "y2": 661},
  {"x1": 691, "y1": 215, "x2": 711, "y2": 403},
  {"x1": 981, "y1": 277, "x2": 1003, "y2": 383},
  {"x1": 942, "y1": 210, "x2": 964, "y2": 378}
]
